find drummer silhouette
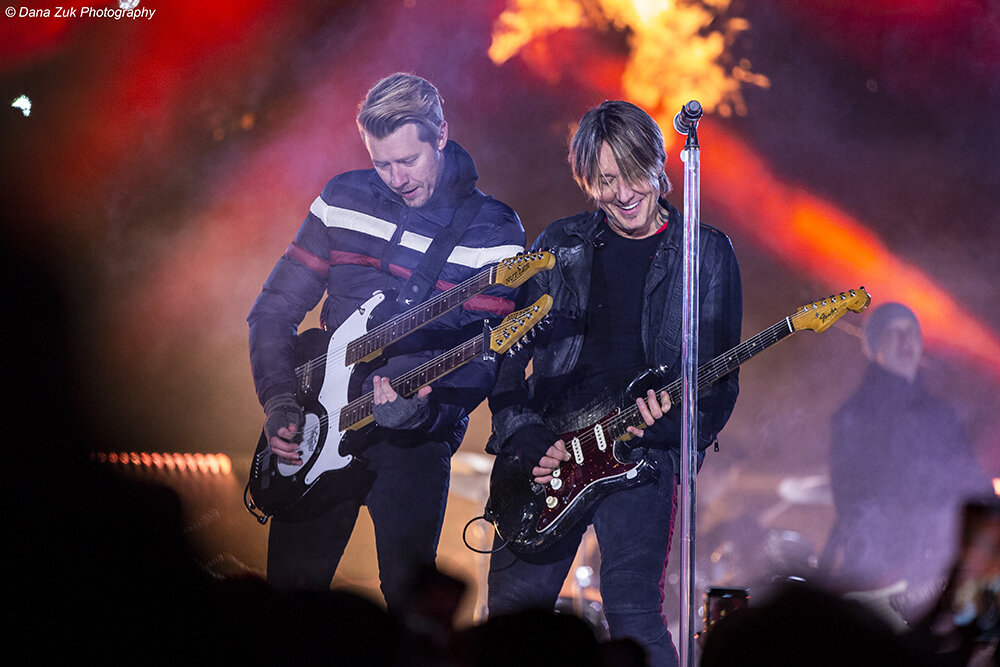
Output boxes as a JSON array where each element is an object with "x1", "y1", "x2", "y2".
[{"x1": 821, "y1": 303, "x2": 991, "y2": 619}]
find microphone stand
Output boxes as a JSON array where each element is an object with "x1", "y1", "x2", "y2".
[{"x1": 677, "y1": 112, "x2": 701, "y2": 667}]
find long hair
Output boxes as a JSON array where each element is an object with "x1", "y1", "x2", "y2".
[{"x1": 569, "y1": 100, "x2": 671, "y2": 199}]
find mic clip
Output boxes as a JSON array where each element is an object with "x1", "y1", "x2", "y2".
[{"x1": 673, "y1": 100, "x2": 703, "y2": 136}]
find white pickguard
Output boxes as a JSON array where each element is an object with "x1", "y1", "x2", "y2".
[{"x1": 274, "y1": 291, "x2": 386, "y2": 484}]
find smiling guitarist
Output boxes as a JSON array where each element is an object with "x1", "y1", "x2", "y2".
[
  {"x1": 247, "y1": 73, "x2": 526, "y2": 609},
  {"x1": 483, "y1": 101, "x2": 742, "y2": 667}
]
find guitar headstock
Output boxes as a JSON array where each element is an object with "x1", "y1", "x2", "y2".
[
  {"x1": 790, "y1": 287, "x2": 871, "y2": 333},
  {"x1": 490, "y1": 294, "x2": 553, "y2": 354},
  {"x1": 494, "y1": 251, "x2": 556, "y2": 288}
]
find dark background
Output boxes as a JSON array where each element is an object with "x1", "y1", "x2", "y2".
[{"x1": 3, "y1": 0, "x2": 998, "y2": 624}]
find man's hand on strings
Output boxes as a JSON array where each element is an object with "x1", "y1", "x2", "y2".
[
  {"x1": 372, "y1": 375, "x2": 432, "y2": 430},
  {"x1": 626, "y1": 389, "x2": 672, "y2": 440},
  {"x1": 532, "y1": 439, "x2": 571, "y2": 484}
]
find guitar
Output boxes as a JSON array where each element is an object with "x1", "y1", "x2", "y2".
[
  {"x1": 487, "y1": 287, "x2": 871, "y2": 554},
  {"x1": 344, "y1": 250, "x2": 555, "y2": 366},
  {"x1": 243, "y1": 250, "x2": 552, "y2": 523},
  {"x1": 245, "y1": 294, "x2": 554, "y2": 523}
]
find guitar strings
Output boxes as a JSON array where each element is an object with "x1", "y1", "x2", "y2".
[
  {"x1": 322, "y1": 251, "x2": 550, "y2": 373},
  {"x1": 347, "y1": 271, "x2": 493, "y2": 356},
  {"x1": 295, "y1": 334, "x2": 488, "y2": 440},
  {"x1": 566, "y1": 317, "x2": 795, "y2": 459},
  {"x1": 295, "y1": 251, "x2": 551, "y2": 382},
  {"x1": 574, "y1": 294, "x2": 861, "y2": 454},
  {"x1": 297, "y1": 301, "x2": 539, "y2": 440},
  {"x1": 294, "y1": 269, "x2": 494, "y2": 381},
  {"x1": 293, "y1": 297, "x2": 542, "y2": 445}
]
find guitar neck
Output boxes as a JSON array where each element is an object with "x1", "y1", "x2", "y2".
[
  {"x1": 609, "y1": 316, "x2": 796, "y2": 440},
  {"x1": 666, "y1": 317, "x2": 795, "y2": 404},
  {"x1": 344, "y1": 268, "x2": 495, "y2": 365},
  {"x1": 339, "y1": 332, "x2": 489, "y2": 431}
]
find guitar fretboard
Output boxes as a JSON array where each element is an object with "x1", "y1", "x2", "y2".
[
  {"x1": 339, "y1": 333, "x2": 489, "y2": 430},
  {"x1": 605, "y1": 317, "x2": 796, "y2": 440},
  {"x1": 344, "y1": 269, "x2": 495, "y2": 365}
]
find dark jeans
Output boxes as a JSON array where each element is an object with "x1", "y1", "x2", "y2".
[
  {"x1": 488, "y1": 451, "x2": 680, "y2": 667},
  {"x1": 266, "y1": 430, "x2": 452, "y2": 611},
  {"x1": 488, "y1": 452, "x2": 678, "y2": 667}
]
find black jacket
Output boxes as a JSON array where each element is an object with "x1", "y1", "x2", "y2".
[{"x1": 487, "y1": 200, "x2": 742, "y2": 469}]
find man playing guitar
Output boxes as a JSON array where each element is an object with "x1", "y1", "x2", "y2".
[
  {"x1": 485, "y1": 100, "x2": 742, "y2": 667},
  {"x1": 247, "y1": 73, "x2": 525, "y2": 608}
]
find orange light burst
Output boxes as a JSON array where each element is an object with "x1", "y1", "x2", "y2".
[
  {"x1": 699, "y1": 121, "x2": 1000, "y2": 376},
  {"x1": 490, "y1": 0, "x2": 769, "y2": 149},
  {"x1": 489, "y1": 0, "x2": 1000, "y2": 379}
]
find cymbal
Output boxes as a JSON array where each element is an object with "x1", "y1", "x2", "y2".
[
  {"x1": 452, "y1": 451, "x2": 493, "y2": 476},
  {"x1": 778, "y1": 474, "x2": 833, "y2": 505},
  {"x1": 450, "y1": 452, "x2": 493, "y2": 502}
]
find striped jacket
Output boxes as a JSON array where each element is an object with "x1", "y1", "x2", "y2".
[{"x1": 248, "y1": 140, "x2": 525, "y2": 443}]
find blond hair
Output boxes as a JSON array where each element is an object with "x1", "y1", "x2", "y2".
[{"x1": 357, "y1": 72, "x2": 444, "y2": 145}]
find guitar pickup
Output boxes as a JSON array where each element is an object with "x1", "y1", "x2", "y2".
[
  {"x1": 569, "y1": 436, "x2": 584, "y2": 465},
  {"x1": 594, "y1": 423, "x2": 607, "y2": 452}
]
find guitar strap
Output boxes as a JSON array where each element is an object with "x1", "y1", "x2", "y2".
[{"x1": 393, "y1": 191, "x2": 486, "y2": 309}]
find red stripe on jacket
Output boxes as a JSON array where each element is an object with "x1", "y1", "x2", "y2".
[
  {"x1": 326, "y1": 249, "x2": 515, "y2": 317},
  {"x1": 285, "y1": 243, "x2": 330, "y2": 275}
]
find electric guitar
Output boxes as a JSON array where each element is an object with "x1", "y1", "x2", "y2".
[
  {"x1": 487, "y1": 287, "x2": 871, "y2": 554},
  {"x1": 245, "y1": 294, "x2": 553, "y2": 523},
  {"x1": 343, "y1": 250, "x2": 555, "y2": 366},
  {"x1": 243, "y1": 250, "x2": 552, "y2": 522}
]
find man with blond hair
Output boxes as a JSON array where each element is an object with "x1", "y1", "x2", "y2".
[{"x1": 248, "y1": 73, "x2": 525, "y2": 608}]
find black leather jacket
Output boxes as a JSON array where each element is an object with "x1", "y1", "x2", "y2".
[{"x1": 487, "y1": 200, "x2": 742, "y2": 468}]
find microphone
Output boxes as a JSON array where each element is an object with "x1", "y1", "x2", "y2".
[
  {"x1": 673, "y1": 100, "x2": 703, "y2": 135},
  {"x1": 592, "y1": 229, "x2": 606, "y2": 250}
]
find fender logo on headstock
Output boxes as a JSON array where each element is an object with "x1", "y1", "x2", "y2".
[
  {"x1": 816, "y1": 307, "x2": 839, "y2": 323},
  {"x1": 791, "y1": 287, "x2": 871, "y2": 334}
]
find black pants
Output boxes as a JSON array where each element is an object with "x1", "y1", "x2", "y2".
[
  {"x1": 488, "y1": 450, "x2": 681, "y2": 667},
  {"x1": 266, "y1": 431, "x2": 452, "y2": 610}
]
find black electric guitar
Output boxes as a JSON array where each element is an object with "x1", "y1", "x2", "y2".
[
  {"x1": 246, "y1": 294, "x2": 553, "y2": 523},
  {"x1": 487, "y1": 288, "x2": 871, "y2": 554}
]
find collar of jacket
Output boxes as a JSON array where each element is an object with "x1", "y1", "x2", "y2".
[{"x1": 365, "y1": 140, "x2": 480, "y2": 224}]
